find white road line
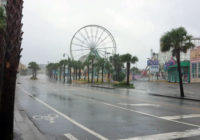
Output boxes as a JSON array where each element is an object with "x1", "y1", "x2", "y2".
[
  {"x1": 119, "y1": 128, "x2": 200, "y2": 140},
  {"x1": 160, "y1": 114, "x2": 200, "y2": 120},
  {"x1": 64, "y1": 133, "x2": 78, "y2": 140},
  {"x1": 19, "y1": 87, "x2": 108, "y2": 140},
  {"x1": 118, "y1": 103, "x2": 160, "y2": 107}
]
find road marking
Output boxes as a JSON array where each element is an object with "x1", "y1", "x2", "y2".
[
  {"x1": 119, "y1": 128, "x2": 200, "y2": 140},
  {"x1": 64, "y1": 133, "x2": 78, "y2": 140},
  {"x1": 160, "y1": 114, "x2": 200, "y2": 120},
  {"x1": 118, "y1": 103, "x2": 160, "y2": 107},
  {"x1": 33, "y1": 114, "x2": 59, "y2": 123},
  {"x1": 71, "y1": 93, "x2": 200, "y2": 128},
  {"x1": 19, "y1": 87, "x2": 108, "y2": 140}
]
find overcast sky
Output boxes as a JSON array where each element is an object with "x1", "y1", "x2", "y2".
[{"x1": 21, "y1": 0, "x2": 200, "y2": 69}]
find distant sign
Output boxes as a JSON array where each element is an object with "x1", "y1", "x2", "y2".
[
  {"x1": 150, "y1": 65, "x2": 159, "y2": 73},
  {"x1": 147, "y1": 60, "x2": 159, "y2": 66}
]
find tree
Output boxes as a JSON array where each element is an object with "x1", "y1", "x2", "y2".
[
  {"x1": 97, "y1": 58, "x2": 105, "y2": 82},
  {"x1": 0, "y1": 0, "x2": 23, "y2": 139},
  {"x1": 88, "y1": 54, "x2": 95, "y2": 83},
  {"x1": 84, "y1": 59, "x2": 90, "y2": 83},
  {"x1": 105, "y1": 60, "x2": 113, "y2": 82},
  {"x1": 120, "y1": 53, "x2": 138, "y2": 85},
  {"x1": 160, "y1": 27, "x2": 194, "y2": 97},
  {"x1": 67, "y1": 58, "x2": 72, "y2": 83},
  {"x1": 77, "y1": 61, "x2": 82, "y2": 80},
  {"x1": 28, "y1": 62, "x2": 40, "y2": 79},
  {"x1": 110, "y1": 54, "x2": 123, "y2": 81}
]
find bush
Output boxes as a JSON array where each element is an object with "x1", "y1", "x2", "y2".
[{"x1": 113, "y1": 81, "x2": 134, "y2": 88}]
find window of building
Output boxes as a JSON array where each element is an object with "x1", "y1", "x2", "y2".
[{"x1": 192, "y1": 63, "x2": 197, "y2": 78}]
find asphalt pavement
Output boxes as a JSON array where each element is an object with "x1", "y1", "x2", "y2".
[{"x1": 15, "y1": 75, "x2": 200, "y2": 140}]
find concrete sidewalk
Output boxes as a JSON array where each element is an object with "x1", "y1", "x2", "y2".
[
  {"x1": 134, "y1": 80, "x2": 200, "y2": 101},
  {"x1": 14, "y1": 97, "x2": 47, "y2": 140}
]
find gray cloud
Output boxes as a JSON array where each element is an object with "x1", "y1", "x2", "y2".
[{"x1": 21, "y1": 0, "x2": 200, "y2": 68}]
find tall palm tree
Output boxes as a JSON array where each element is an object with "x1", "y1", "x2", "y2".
[
  {"x1": 121, "y1": 54, "x2": 138, "y2": 85},
  {"x1": 84, "y1": 59, "x2": 90, "y2": 83},
  {"x1": 160, "y1": 27, "x2": 194, "y2": 97},
  {"x1": 98, "y1": 58, "x2": 105, "y2": 82},
  {"x1": 59, "y1": 60, "x2": 64, "y2": 81},
  {"x1": 110, "y1": 54, "x2": 123, "y2": 81},
  {"x1": 0, "y1": 0, "x2": 23, "y2": 139},
  {"x1": 62, "y1": 59, "x2": 68, "y2": 83},
  {"x1": 77, "y1": 61, "x2": 82, "y2": 80},
  {"x1": 28, "y1": 62, "x2": 40, "y2": 79},
  {"x1": 67, "y1": 58, "x2": 72, "y2": 83},
  {"x1": 88, "y1": 54, "x2": 95, "y2": 83},
  {"x1": 105, "y1": 60, "x2": 113, "y2": 82}
]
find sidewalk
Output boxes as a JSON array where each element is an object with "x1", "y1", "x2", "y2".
[
  {"x1": 14, "y1": 96, "x2": 47, "y2": 140},
  {"x1": 134, "y1": 80, "x2": 200, "y2": 101}
]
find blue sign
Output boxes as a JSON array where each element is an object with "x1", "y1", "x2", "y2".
[{"x1": 147, "y1": 60, "x2": 159, "y2": 66}]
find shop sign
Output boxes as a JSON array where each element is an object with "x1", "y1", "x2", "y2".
[
  {"x1": 147, "y1": 59, "x2": 159, "y2": 66},
  {"x1": 150, "y1": 65, "x2": 159, "y2": 73}
]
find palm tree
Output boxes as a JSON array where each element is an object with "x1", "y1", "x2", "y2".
[
  {"x1": 98, "y1": 58, "x2": 105, "y2": 82},
  {"x1": 0, "y1": 0, "x2": 23, "y2": 139},
  {"x1": 77, "y1": 61, "x2": 82, "y2": 80},
  {"x1": 67, "y1": 58, "x2": 72, "y2": 83},
  {"x1": 84, "y1": 59, "x2": 90, "y2": 83},
  {"x1": 88, "y1": 54, "x2": 95, "y2": 83},
  {"x1": 121, "y1": 53, "x2": 138, "y2": 85},
  {"x1": 28, "y1": 62, "x2": 40, "y2": 79},
  {"x1": 160, "y1": 27, "x2": 194, "y2": 97},
  {"x1": 105, "y1": 60, "x2": 113, "y2": 82},
  {"x1": 110, "y1": 54, "x2": 123, "y2": 81},
  {"x1": 59, "y1": 60, "x2": 63, "y2": 81},
  {"x1": 62, "y1": 59, "x2": 68, "y2": 83}
]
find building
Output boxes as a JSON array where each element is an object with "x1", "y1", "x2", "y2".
[
  {"x1": 167, "y1": 61, "x2": 190, "y2": 83},
  {"x1": 190, "y1": 46, "x2": 200, "y2": 83}
]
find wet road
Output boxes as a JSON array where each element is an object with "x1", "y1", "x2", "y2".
[{"x1": 16, "y1": 75, "x2": 200, "y2": 140}]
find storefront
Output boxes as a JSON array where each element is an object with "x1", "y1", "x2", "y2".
[
  {"x1": 167, "y1": 61, "x2": 190, "y2": 83},
  {"x1": 190, "y1": 46, "x2": 200, "y2": 83}
]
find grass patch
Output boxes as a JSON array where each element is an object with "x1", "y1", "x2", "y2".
[
  {"x1": 113, "y1": 81, "x2": 134, "y2": 88},
  {"x1": 30, "y1": 77, "x2": 37, "y2": 80}
]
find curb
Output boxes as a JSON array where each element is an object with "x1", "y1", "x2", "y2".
[
  {"x1": 149, "y1": 93, "x2": 200, "y2": 102},
  {"x1": 91, "y1": 85, "x2": 115, "y2": 89}
]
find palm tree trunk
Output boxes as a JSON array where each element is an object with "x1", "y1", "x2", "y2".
[
  {"x1": 87, "y1": 65, "x2": 90, "y2": 83},
  {"x1": 176, "y1": 52, "x2": 184, "y2": 97},
  {"x1": 59, "y1": 66, "x2": 62, "y2": 81},
  {"x1": 97, "y1": 71, "x2": 99, "y2": 83},
  {"x1": 75, "y1": 68, "x2": 77, "y2": 80},
  {"x1": 63, "y1": 65, "x2": 65, "y2": 83},
  {"x1": 102, "y1": 66, "x2": 104, "y2": 82},
  {"x1": 127, "y1": 62, "x2": 130, "y2": 85},
  {"x1": 79, "y1": 68, "x2": 81, "y2": 80},
  {"x1": 0, "y1": 1, "x2": 23, "y2": 138},
  {"x1": 91, "y1": 59, "x2": 94, "y2": 83},
  {"x1": 69, "y1": 67, "x2": 72, "y2": 83}
]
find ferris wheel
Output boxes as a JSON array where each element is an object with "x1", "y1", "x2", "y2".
[{"x1": 70, "y1": 25, "x2": 116, "y2": 60}]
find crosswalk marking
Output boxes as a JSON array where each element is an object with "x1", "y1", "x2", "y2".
[
  {"x1": 119, "y1": 128, "x2": 200, "y2": 140},
  {"x1": 64, "y1": 133, "x2": 78, "y2": 140},
  {"x1": 160, "y1": 114, "x2": 200, "y2": 120},
  {"x1": 118, "y1": 103, "x2": 160, "y2": 107}
]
